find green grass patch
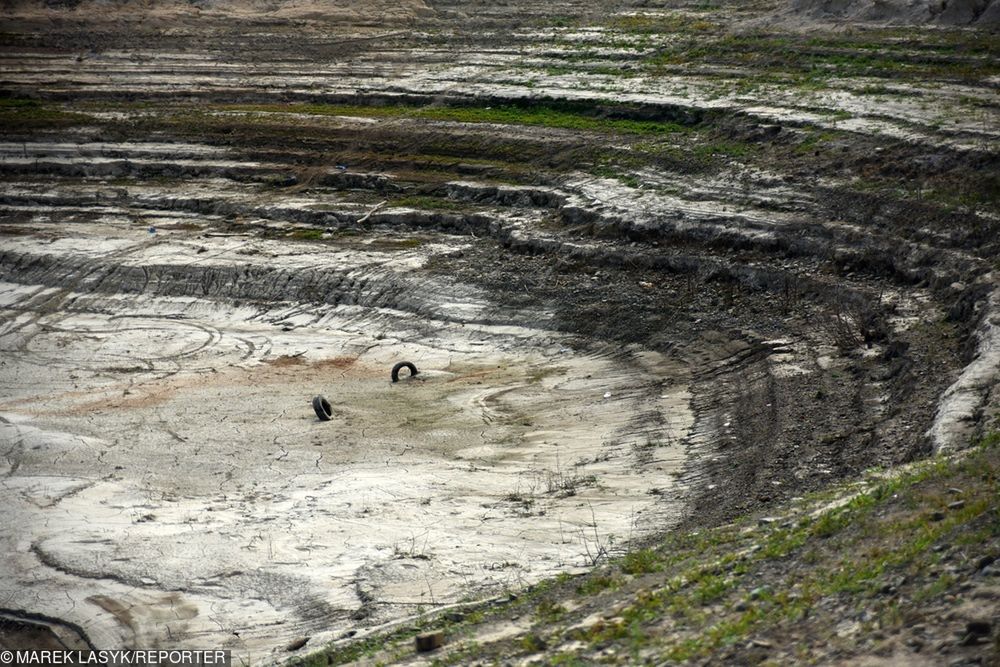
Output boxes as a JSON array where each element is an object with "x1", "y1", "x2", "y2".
[
  {"x1": 576, "y1": 574, "x2": 621, "y2": 596},
  {"x1": 693, "y1": 140, "x2": 756, "y2": 159},
  {"x1": 288, "y1": 228, "x2": 325, "y2": 240},
  {"x1": 520, "y1": 634, "x2": 547, "y2": 653},
  {"x1": 0, "y1": 96, "x2": 91, "y2": 127},
  {"x1": 217, "y1": 102, "x2": 689, "y2": 136},
  {"x1": 578, "y1": 433, "x2": 999, "y2": 658},
  {"x1": 607, "y1": 13, "x2": 720, "y2": 36},
  {"x1": 390, "y1": 195, "x2": 468, "y2": 212},
  {"x1": 534, "y1": 599, "x2": 567, "y2": 622},
  {"x1": 591, "y1": 164, "x2": 644, "y2": 187},
  {"x1": 621, "y1": 548, "x2": 663, "y2": 575}
]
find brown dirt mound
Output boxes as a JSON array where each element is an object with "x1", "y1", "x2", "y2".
[
  {"x1": 782, "y1": 0, "x2": 999, "y2": 25},
  {"x1": 0, "y1": 0, "x2": 434, "y2": 22}
]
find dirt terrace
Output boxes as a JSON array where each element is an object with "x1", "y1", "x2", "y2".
[{"x1": 0, "y1": 0, "x2": 998, "y2": 663}]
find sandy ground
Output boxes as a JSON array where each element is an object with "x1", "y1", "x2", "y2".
[{"x1": 0, "y1": 225, "x2": 690, "y2": 662}]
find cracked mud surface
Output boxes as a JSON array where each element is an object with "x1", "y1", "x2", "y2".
[
  {"x1": 0, "y1": 231, "x2": 691, "y2": 661},
  {"x1": 0, "y1": 0, "x2": 998, "y2": 663}
]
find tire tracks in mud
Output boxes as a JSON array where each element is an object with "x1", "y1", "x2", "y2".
[
  {"x1": 0, "y1": 415, "x2": 25, "y2": 478},
  {"x1": 0, "y1": 247, "x2": 479, "y2": 331},
  {"x1": 2, "y1": 134, "x2": 989, "y2": 291},
  {"x1": 3, "y1": 188, "x2": 973, "y2": 530},
  {"x1": 0, "y1": 236, "x2": 164, "y2": 345},
  {"x1": 0, "y1": 160, "x2": 987, "y2": 534}
]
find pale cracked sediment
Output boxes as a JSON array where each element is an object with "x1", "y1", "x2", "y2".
[{"x1": 0, "y1": 229, "x2": 692, "y2": 662}]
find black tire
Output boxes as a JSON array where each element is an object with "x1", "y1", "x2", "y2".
[
  {"x1": 391, "y1": 361, "x2": 418, "y2": 383},
  {"x1": 312, "y1": 395, "x2": 333, "y2": 421}
]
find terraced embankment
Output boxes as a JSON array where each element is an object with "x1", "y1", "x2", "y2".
[{"x1": 0, "y1": 0, "x2": 997, "y2": 663}]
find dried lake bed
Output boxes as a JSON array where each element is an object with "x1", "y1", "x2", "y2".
[
  {"x1": 1, "y1": 0, "x2": 998, "y2": 662},
  {"x1": 0, "y1": 226, "x2": 690, "y2": 662}
]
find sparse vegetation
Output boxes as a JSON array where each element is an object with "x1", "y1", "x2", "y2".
[
  {"x1": 390, "y1": 195, "x2": 468, "y2": 212},
  {"x1": 643, "y1": 28, "x2": 1000, "y2": 83},
  {"x1": 288, "y1": 228, "x2": 325, "y2": 240},
  {"x1": 0, "y1": 96, "x2": 90, "y2": 126},
  {"x1": 216, "y1": 102, "x2": 690, "y2": 135},
  {"x1": 305, "y1": 433, "x2": 999, "y2": 665}
]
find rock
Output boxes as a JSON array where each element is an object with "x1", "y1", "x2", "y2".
[
  {"x1": 931, "y1": 511, "x2": 946, "y2": 521},
  {"x1": 602, "y1": 604, "x2": 626, "y2": 619},
  {"x1": 285, "y1": 637, "x2": 309, "y2": 651},
  {"x1": 975, "y1": 555, "x2": 996, "y2": 571},
  {"x1": 757, "y1": 517, "x2": 780, "y2": 526},
  {"x1": 836, "y1": 620, "x2": 861, "y2": 638},
  {"x1": 415, "y1": 631, "x2": 445, "y2": 652},
  {"x1": 947, "y1": 500, "x2": 965, "y2": 510},
  {"x1": 733, "y1": 600, "x2": 749, "y2": 612},
  {"x1": 445, "y1": 612, "x2": 465, "y2": 622},
  {"x1": 947, "y1": 487, "x2": 964, "y2": 495},
  {"x1": 750, "y1": 586, "x2": 771, "y2": 600}
]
